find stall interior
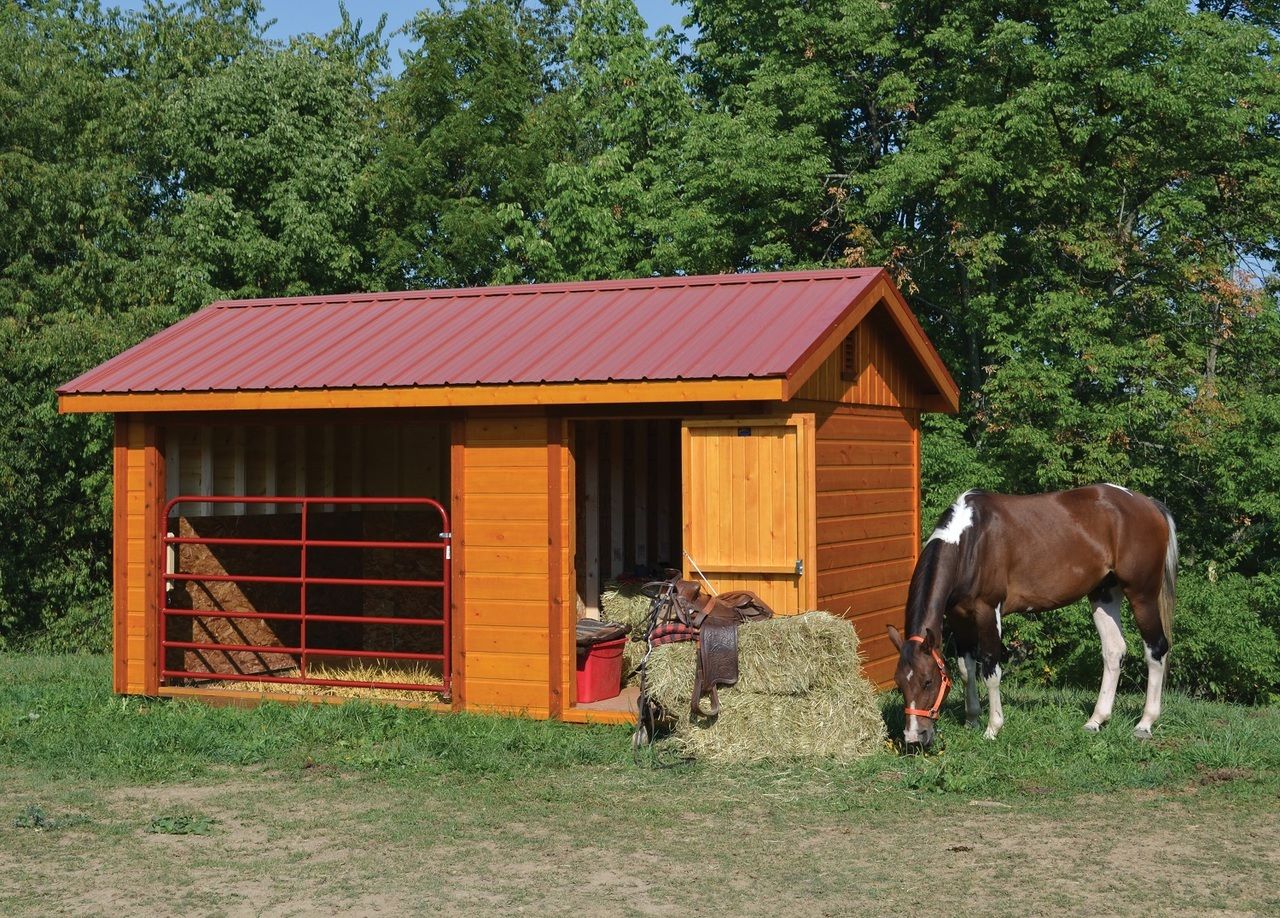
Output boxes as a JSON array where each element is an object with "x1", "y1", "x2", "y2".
[{"x1": 160, "y1": 419, "x2": 451, "y2": 697}]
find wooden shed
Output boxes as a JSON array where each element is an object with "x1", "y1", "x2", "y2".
[{"x1": 59, "y1": 269, "x2": 959, "y2": 724}]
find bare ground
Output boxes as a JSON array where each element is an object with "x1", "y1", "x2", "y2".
[{"x1": 1, "y1": 768, "x2": 1276, "y2": 917}]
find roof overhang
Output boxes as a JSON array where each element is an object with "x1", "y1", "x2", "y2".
[{"x1": 57, "y1": 377, "x2": 786, "y2": 414}]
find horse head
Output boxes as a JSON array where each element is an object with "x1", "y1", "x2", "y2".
[{"x1": 887, "y1": 624, "x2": 951, "y2": 749}]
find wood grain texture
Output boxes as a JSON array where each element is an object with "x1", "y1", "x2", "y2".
[
  {"x1": 112, "y1": 417, "x2": 128, "y2": 693},
  {"x1": 682, "y1": 416, "x2": 812, "y2": 615},
  {"x1": 460, "y1": 417, "x2": 551, "y2": 715},
  {"x1": 814, "y1": 405, "x2": 920, "y2": 688},
  {"x1": 794, "y1": 305, "x2": 925, "y2": 409}
]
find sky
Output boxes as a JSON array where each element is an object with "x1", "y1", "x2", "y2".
[{"x1": 115, "y1": 1, "x2": 690, "y2": 65}]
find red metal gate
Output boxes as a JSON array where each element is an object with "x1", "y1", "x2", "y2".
[{"x1": 159, "y1": 496, "x2": 451, "y2": 696}]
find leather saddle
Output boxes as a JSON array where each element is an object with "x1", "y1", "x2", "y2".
[{"x1": 659, "y1": 576, "x2": 773, "y2": 719}]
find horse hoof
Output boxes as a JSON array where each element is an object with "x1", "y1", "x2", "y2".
[
  {"x1": 1134, "y1": 725, "x2": 1152, "y2": 740},
  {"x1": 1083, "y1": 721, "x2": 1101, "y2": 733},
  {"x1": 965, "y1": 719, "x2": 980, "y2": 729},
  {"x1": 983, "y1": 727, "x2": 1000, "y2": 740}
]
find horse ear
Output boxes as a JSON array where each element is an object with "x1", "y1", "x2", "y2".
[
  {"x1": 923, "y1": 627, "x2": 939, "y2": 650},
  {"x1": 886, "y1": 625, "x2": 904, "y2": 651}
]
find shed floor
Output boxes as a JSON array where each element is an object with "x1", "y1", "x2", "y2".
[{"x1": 572, "y1": 684, "x2": 640, "y2": 714}]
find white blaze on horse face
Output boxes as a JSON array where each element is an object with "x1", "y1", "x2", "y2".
[
  {"x1": 904, "y1": 714, "x2": 923, "y2": 744},
  {"x1": 927, "y1": 490, "x2": 976, "y2": 545}
]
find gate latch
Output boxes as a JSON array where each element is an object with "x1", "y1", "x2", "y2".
[
  {"x1": 440, "y1": 531, "x2": 452, "y2": 560},
  {"x1": 795, "y1": 559, "x2": 804, "y2": 575}
]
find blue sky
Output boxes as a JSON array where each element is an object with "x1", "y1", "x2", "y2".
[{"x1": 115, "y1": 1, "x2": 689, "y2": 63}]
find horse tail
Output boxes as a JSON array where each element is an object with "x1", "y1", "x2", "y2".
[{"x1": 1155, "y1": 501, "x2": 1178, "y2": 645}]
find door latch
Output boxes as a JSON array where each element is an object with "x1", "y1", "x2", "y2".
[{"x1": 795, "y1": 559, "x2": 804, "y2": 575}]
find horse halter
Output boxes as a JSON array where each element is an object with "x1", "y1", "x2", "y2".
[{"x1": 903, "y1": 635, "x2": 953, "y2": 721}]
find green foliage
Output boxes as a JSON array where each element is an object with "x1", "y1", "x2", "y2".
[
  {"x1": 996, "y1": 571, "x2": 1280, "y2": 704},
  {"x1": 0, "y1": 0, "x2": 1277, "y2": 704}
]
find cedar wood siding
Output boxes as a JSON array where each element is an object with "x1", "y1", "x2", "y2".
[
  {"x1": 459, "y1": 417, "x2": 553, "y2": 716},
  {"x1": 115, "y1": 415, "x2": 160, "y2": 694},
  {"x1": 796, "y1": 304, "x2": 924, "y2": 688}
]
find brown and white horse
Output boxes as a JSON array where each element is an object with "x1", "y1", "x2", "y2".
[{"x1": 888, "y1": 485, "x2": 1177, "y2": 748}]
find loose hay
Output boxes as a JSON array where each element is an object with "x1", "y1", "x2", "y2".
[
  {"x1": 599, "y1": 580, "x2": 654, "y2": 639},
  {"x1": 200, "y1": 661, "x2": 447, "y2": 704},
  {"x1": 641, "y1": 611, "x2": 886, "y2": 763}
]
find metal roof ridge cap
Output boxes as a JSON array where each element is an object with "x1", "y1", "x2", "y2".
[{"x1": 204, "y1": 269, "x2": 882, "y2": 310}]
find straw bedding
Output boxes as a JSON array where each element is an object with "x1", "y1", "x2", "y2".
[
  {"x1": 201, "y1": 661, "x2": 446, "y2": 704},
  {"x1": 639, "y1": 610, "x2": 887, "y2": 763}
]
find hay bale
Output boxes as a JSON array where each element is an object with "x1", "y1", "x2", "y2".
[
  {"x1": 599, "y1": 580, "x2": 654, "y2": 639},
  {"x1": 640, "y1": 611, "x2": 886, "y2": 763}
]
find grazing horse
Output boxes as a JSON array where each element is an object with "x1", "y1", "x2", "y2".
[{"x1": 887, "y1": 485, "x2": 1177, "y2": 749}]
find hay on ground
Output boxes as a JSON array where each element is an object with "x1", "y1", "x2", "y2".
[
  {"x1": 641, "y1": 611, "x2": 886, "y2": 763},
  {"x1": 200, "y1": 661, "x2": 446, "y2": 704}
]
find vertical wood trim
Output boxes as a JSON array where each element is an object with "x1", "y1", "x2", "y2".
[
  {"x1": 199, "y1": 426, "x2": 213, "y2": 515},
  {"x1": 911, "y1": 409, "x2": 922, "y2": 554},
  {"x1": 797, "y1": 412, "x2": 819, "y2": 610},
  {"x1": 323, "y1": 423, "x2": 336, "y2": 510},
  {"x1": 680, "y1": 424, "x2": 692, "y2": 581},
  {"x1": 581, "y1": 424, "x2": 600, "y2": 616},
  {"x1": 449, "y1": 419, "x2": 466, "y2": 712},
  {"x1": 112, "y1": 416, "x2": 128, "y2": 693},
  {"x1": 609, "y1": 421, "x2": 625, "y2": 578},
  {"x1": 164, "y1": 426, "x2": 180, "y2": 503},
  {"x1": 263, "y1": 426, "x2": 277, "y2": 512},
  {"x1": 144, "y1": 419, "x2": 162, "y2": 695},
  {"x1": 633, "y1": 425, "x2": 648, "y2": 566},
  {"x1": 232, "y1": 424, "x2": 246, "y2": 514},
  {"x1": 565, "y1": 423, "x2": 578, "y2": 710},
  {"x1": 547, "y1": 417, "x2": 564, "y2": 718},
  {"x1": 350, "y1": 424, "x2": 363, "y2": 499},
  {"x1": 294, "y1": 425, "x2": 306, "y2": 496}
]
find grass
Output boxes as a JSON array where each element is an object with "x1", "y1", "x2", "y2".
[
  {"x1": 2, "y1": 653, "x2": 1278, "y2": 916},
  {"x1": 2, "y1": 653, "x2": 1276, "y2": 802}
]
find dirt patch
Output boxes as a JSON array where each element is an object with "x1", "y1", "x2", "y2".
[{"x1": 3, "y1": 773, "x2": 1279, "y2": 918}]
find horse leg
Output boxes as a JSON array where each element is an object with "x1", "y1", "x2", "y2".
[
  {"x1": 1084, "y1": 590, "x2": 1126, "y2": 732},
  {"x1": 978, "y1": 606, "x2": 1005, "y2": 740},
  {"x1": 947, "y1": 607, "x2": 982, "y2": 728},
  {"x1": 1128, "y1": 591, "x2": 1169, "y2": 740},
  {"x1": 955, "y1": 652, "x2": 981, "y2": 728}
]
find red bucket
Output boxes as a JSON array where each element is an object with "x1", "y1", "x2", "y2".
[{"x1": 575, "y1": 637, "x2": 626, "y2": 703}]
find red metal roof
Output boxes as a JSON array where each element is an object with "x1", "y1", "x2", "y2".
[{"x1": 61, "y1": 269, "x2": 893, "y2": 395}]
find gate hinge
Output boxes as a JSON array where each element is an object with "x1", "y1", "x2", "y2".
[{"x1": 795, "y1": 559, "x2": 804, "y2": 575}]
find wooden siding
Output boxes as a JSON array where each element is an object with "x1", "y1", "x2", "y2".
[
  {"x1": 814, "y1": 405, "x2": 920, "y2": 688},
  {"x1": 682, "y1": 417, "x2": 816, "y2": 614},
  {"x1": 795, "y1": 306, "x2": 923, "y2": 409},
  {"x1": 460, "y1": 417, "x2": 552, "y2": 716},
  {"x1": 115, "y1": 415, "x2": 160, "y2": 694}
]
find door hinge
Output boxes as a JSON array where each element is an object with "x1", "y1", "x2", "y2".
[{"x1": 795, "y1": 559, "x2": 804, "y2": 575}]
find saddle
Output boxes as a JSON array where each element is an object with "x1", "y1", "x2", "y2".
[{"x1": 652, "y1": 575, "x2": 773, "y2": 719}]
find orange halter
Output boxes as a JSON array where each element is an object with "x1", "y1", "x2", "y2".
[{"x1": 903, "y1": 635, "x2": 953, "y2": 721}]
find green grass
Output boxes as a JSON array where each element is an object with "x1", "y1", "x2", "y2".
[
  {"x1": 3, "y1": 653, "x2": 1278, "y2": 917},
  {"x1": 2, "y1": 652, "x2": 1277, "y2": 804}
]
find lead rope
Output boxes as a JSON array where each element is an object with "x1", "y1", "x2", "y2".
[
  {"x1": 632, "y1": 579, "x2": 675, "y2": 762},
  {"x1": 683, "y1": 550, "x2": 717, "y2": 597}
]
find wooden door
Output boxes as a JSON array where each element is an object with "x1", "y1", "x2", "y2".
[{"x1": 681, "y1": 417, "x2": 815, "y2": 615}]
